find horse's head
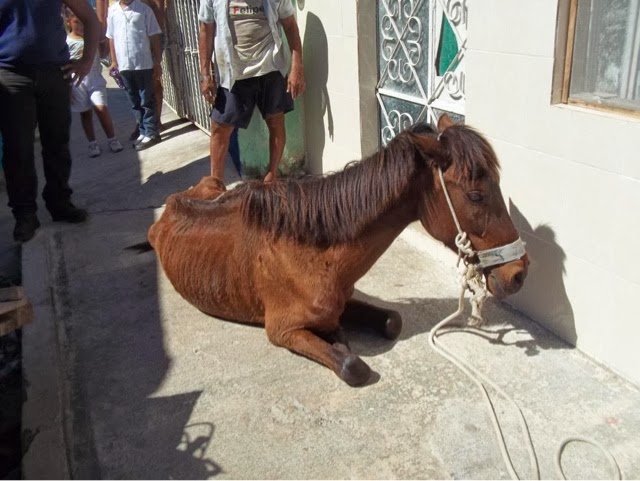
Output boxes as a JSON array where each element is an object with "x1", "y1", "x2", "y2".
[{"x1": 412, "y1": 114, "x2": 529, "y2": 299}]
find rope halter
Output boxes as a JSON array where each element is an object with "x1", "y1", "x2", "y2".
[{"x1": 436, "y1": 167, "x2": 526, "y2": 324}]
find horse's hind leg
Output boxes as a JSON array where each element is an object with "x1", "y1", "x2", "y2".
[
  {"x1": 340, "y1": 299, "x2": 403, "y2": 340},
  {"x1": 266, "y1": 324, "x2": 371, "y2": 387}
]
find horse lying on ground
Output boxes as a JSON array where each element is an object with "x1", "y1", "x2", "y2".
[{"x1": 147, "y1": 114, "x2": 529, "y2": 386}]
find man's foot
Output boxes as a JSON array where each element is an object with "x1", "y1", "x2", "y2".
[
  {"x1": 13, "y1": 214, "x2": 40, "y2": 243},
  {"x1": 129, "y1": 125, "x2": 141, "y2": 141},
  {"x1": 108, "y1": 138, "x2": 124, "y2": 153},
  {"x1": 263, "y1": 172, "x2": 276, "y2": 183},
  {"x1": 49, "y1": 203, "x2": 88, "y2": 223},
  {"x1": 134, "y1": 136, "x2": 161, "y2": 151},
  {"x1": 88, "y1": 141, "x2": 101, "y2": 158}
]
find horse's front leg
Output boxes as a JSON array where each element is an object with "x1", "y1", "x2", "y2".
[
  {"x1": 340, "y1": 298, "x2": 403, "y2": 340},
  {"x1": 265, "y1": 320, "x2": 371, "y2": 387}
]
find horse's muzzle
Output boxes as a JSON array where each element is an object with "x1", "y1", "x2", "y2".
[{"x1": 486, "y1": 253, "x2": 529, "y2": 299}]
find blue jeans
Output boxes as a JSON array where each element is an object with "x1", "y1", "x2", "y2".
[{"x1": 120, "y1": 69, "x2": 158, "y2": 138}]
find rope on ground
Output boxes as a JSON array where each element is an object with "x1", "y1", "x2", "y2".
[{"x1": 429, "y1": 260, "x2": 622, "y2": 480}]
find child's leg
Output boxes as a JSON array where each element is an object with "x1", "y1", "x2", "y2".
[
  {"x1": 89, "y1": 86, "x2": 115, "y2": 139},
  {"x1": 80, "y1": 110, "x2": 96, "y2": 142},
  {"x1": 140, "y1": 69, "x2": 158, "y2": 138},
  {"x1": 119, "y1": 71, "x2": 144, "y2": 137},
  {"x1": 93, "y1": 105, "x2": 115, "y2": 139}
]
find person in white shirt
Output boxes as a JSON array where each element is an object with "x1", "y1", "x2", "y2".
[
  {"x1": 106, "y1": 0, "x2": 162, "y2": 151},
  {"x1": 198, "y1": 0, "x2": 305, "y2": 182},
  {"x1": 65, "y1": 7, "x2": 124, "y2": 158}
]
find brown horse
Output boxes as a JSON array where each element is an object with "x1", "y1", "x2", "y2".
[{"x1": 148, "y1": 114, "x2": 529, "y2": 386}]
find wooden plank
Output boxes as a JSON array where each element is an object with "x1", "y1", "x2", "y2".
[
  {"x1": 0, "y1": 286, "x2": 24, "y2": 302},
  {"x1": 562, "y1": 0, "x2": 579, "y2": 104},
  {"x1": 567, "y1": 98, "x2": 640, "y2": 118},
  {"x1": 0, "y1": 298, "x2": 28, "y2": 316},
  {"x1": 0, "y1": 301, "x2": 33, "y2": 336}
]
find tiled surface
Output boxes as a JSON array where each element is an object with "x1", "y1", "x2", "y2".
[
  {"x1": 467, "y1": 52, "x2": 640, "y2": 176},
  {"x1": 466, "y1": 3, "x2": 640, "y2": 385},
  {"x1": 561, "y1": 253, "x2": 614, "y2": 363},
  {"x1": 465, "y1": 50, "x2": 558, "y2": 153},
  {"x1": 321, "y1": 143, "x2": 360, "y2": 174},
  {"x1": 605, "y1": 276, "x2": 640, "y2": 382},
  {"x1": 468, "y1": 0, "x2": 558, "y2": 58},
  {"x1": 327, "y1": 91, "x2": 364, "y2": 155},
  {"x1": 611, "y1": 177, "x2": 640, "y2": 284},
  {"x1": 495, "y1": 139, "x2": 620, "y2": 269},
  {"x1": 341, "y1": 0, "x2": 357, "y2": 38},
  {"x1": 299, "y1": 0, "x2": 363, "y2": 171},
  {"x1": 507, "y1": 231, "x2": 579, "y2": 345},
  {"x1": 326, "y1": 35, "x2": 359, "y2": 97}
]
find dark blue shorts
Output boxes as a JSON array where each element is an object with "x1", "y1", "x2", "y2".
[{"x1": 211, "y1": 71, "x2": 294, "y2": 129}]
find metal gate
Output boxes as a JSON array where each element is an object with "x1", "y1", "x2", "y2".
[
  {"x1": 376, "y1": 0, "x2": 467, "y2": 144},
  {"x1": 162, "y1": 0, "x2": 211, "y2": 132}
]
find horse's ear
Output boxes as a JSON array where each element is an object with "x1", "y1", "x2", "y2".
[
  {"x1": 437, "y1": 113, "x2": 455, "y2": 133},
  {"x1": 414, "y1": 134, "x2": 452, "y2": 172}
]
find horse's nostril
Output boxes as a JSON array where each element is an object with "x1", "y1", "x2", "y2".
[{"x1": 512, "y1": 270, "x2": 525, "y2": 290}]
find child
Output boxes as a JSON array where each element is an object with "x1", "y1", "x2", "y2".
[
  {"x1": 65, "y1": 8, "x2": 123, "y2": 157},
  {"x1": 106, "y1": 0, "x2": 163, "y2": 151}
]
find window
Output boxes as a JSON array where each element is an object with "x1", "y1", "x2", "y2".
[{"x1": 563, "y1": 0, "x2": 640, "y2": 115}]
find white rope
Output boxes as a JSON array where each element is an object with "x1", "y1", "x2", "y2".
[
  {"x1": 431, "y1": 168, "x2": 622, "y2": 480},
  {"x1": 428, "y1": 267, "x2": 539, "y2": 480},
  {"x1": 428, "y1": 281, "x2": 622, "y2": 480}
]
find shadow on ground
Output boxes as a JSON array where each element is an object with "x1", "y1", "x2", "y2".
[
  {"x1": 20, "y1": 81, "x2": 223, "y2": 478},
  {"x1": 343, "y1": 290, "x2": 572, "y2": 361}
]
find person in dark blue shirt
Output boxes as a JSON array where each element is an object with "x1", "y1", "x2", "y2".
[{"x1": 0, "y1": 0, "x2": 100, "y2": 242}]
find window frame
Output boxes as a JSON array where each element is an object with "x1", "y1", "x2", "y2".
[{"x1": 554, "y1": 0, "x2": 640, "y2": 118}]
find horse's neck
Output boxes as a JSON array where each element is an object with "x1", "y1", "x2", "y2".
[
  {"x1": 363, "y1": 192, "x2": 418, "y2": 248},
  {"x1": 336, "y1": 187, "x2": 420, "y2": 285}
]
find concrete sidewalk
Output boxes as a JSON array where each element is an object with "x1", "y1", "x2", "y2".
[{"x1": 18, "y1": 78, "x2": 640, "y2": 479}]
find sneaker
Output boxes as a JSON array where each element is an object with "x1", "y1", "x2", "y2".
[
  {"x1": 134, "y1": 135, "x2": 161, "y2": 151},
  {"x1": 108, "y1": 138, "x2": 124, "y2": 153},
  {"x1": 133, "y1": 134, "x2": 145, "y2": 147},
  {"x1": 13, "y1": 214, "x2": 40, "y2": 243},
  {"x1": 129, "y1": 124, "x2": 141, "y2": 141},
  {"x1": 88, "y1": 142, "x2": 101, "y2": 158},
  {"x1": 48, "y1": 203, "x2": 88, "y2": 223}
]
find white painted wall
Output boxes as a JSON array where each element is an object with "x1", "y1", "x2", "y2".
[
  {"x1": 466, "y1": 0, "x2": 640, "y2": 385},
  {"x1": 297, "y1": 0, "x2": 363, "y2": 173}
]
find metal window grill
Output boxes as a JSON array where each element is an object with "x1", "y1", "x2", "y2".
[{"x1": 162, "y1": 0, "x2": 212, "y2": 133}]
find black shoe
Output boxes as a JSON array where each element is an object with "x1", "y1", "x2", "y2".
[
  {"x1": 13, "y1": 214, "x2": 41, "y2": 243},
  {"x1": 129, "y1": 124, "x2": 141, "y2": 141},
  {"x1": 134, "y1": 135, "x2": 161, "y2": 151},
  {"x1": 48, "y1": 203, "x2": 88, "y2": 223}
]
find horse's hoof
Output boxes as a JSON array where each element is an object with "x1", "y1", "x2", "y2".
[
  {"x1": 339, "y1": 355, "x2": 371, "y2": 386},
  {"x1": 384, "y1": 311, "x2": 403, "y2": 340},
  {"x1": 333, "y1": 341, "x2": 351, "y2": 354}
]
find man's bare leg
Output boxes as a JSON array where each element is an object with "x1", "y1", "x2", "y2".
[
  {"x1": 210, "y1": 120, "x2": 235, "y2": 180},
  {"x1": 264, "y1": 112, "x2": 285, "y2": 182}
]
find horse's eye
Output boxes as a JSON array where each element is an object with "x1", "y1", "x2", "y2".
[{"x1": 467, "y1": 191, "x2": 484, "y2": 203}]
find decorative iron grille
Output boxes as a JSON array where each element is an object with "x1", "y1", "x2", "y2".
[{"x1": 376, "y1": 0, "x2": 467, "y2": 144}]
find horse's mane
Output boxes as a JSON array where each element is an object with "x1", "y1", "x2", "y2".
[
  {"x1": 439, "y1": 124, "x2": 500, "y2": 182},
  {"x1": 236, "y1": 123, "x2": 499, "y2": 247}
]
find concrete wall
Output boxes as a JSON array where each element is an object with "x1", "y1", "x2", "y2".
[
  {"x1": 465, "y1": 0, "x2": 640, "y2": 385},
  {"x1": 297, "y1": 0, "x2": 365, "y2": 173}
]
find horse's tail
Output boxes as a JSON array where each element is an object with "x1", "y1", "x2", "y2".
[{"x1": 125, "y1": 241, "x2": 154, "y2": 253}]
